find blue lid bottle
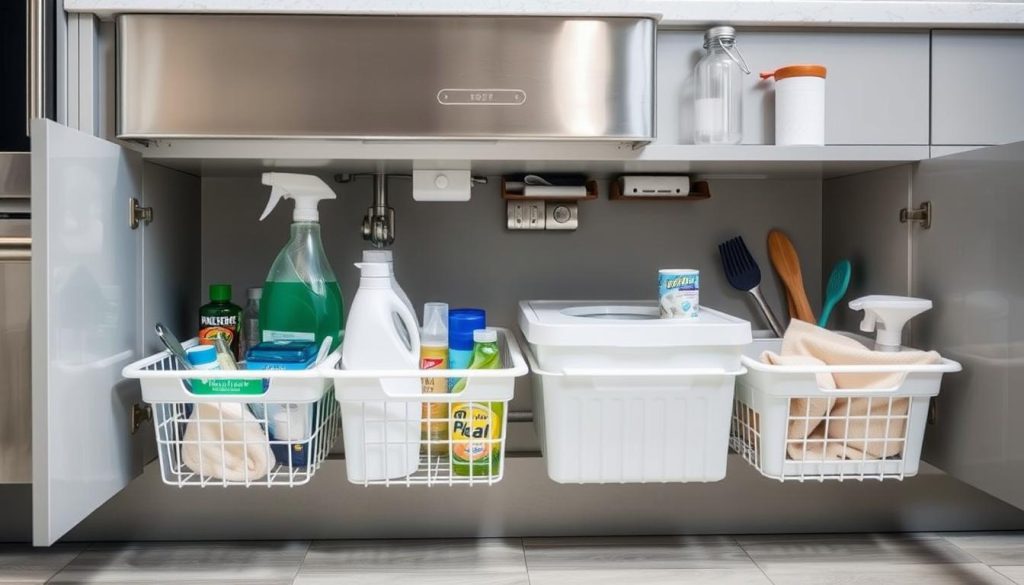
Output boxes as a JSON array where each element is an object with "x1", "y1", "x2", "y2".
[
  {"x1": 448, "y1": 308, "x2": 486, "y2": 390},
  {"x1": 449, "y1": 308, "x2": 486, "y2": 352}
]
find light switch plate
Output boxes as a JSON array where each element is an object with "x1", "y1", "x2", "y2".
[
  {"x1": 545, "y1": 202, "x2": 578, "y2": 230},
  {"x1": 413, "y1": 170, "x2": 472, "y2": 201},
  {"x1": 507, "y1": 200, "x2": 545, "y2": 230}
]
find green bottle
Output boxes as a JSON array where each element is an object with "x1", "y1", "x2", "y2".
[
  {"x1": 198, "y1": 284, "x2": 244, "y2": 359},
  {"x1": 257, "y1": 173, "x2": 344, "y2": 352},
  {"x1": 451, "y1": 328, "x2": 503, "y2": 477}
]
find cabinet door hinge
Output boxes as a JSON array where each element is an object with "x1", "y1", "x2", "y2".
[
  {"x1": 900, "y1": 201, "x2": 931, "y2": 229},
  {"x1": 131, "y1": 403, "x2": 152, "y2": 434},
  {"x1": 130, "y1": 197, "x2": 153, "y2": 230}
]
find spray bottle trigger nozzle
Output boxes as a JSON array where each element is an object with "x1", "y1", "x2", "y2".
[{"x1": 259, "y1": 186, "x2": 285, "y2": 221}]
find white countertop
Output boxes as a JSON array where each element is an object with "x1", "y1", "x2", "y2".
[{"x1": 65, "y1": 0, "x2": 1024, "y2": 28}]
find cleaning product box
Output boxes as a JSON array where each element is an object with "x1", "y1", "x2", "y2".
[
  {"x1": 246, "y1": 340, "x2": 319, "y2": 467},
  {"x1": 245, "y1": 340, "x2": 318, "y2": 370}
]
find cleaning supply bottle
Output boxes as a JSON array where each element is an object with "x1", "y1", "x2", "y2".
[
  {"x1": 199, "y1": 284, "x2": 244, "y2": 359},
  {"x1": 258, "y1": 173, "x2": 344, "y2": 351},
  {"x1": 448, "y1": 308, "x2": 486, "y2": 390},
  {"x1": 240, "y1": 287, "x2": 262, "y2": 359},
  {"x1": 849, "y1": 295, "x2": 932, "y2": 352},
  {"x1": 420, "y1": 302, "x2": 450, "y2": 456},
  {"x1": 363, "y1": 249, "x2": 415, "y2": 323},
  {"x1": 342, "y1": 261, "x2": 423, "y2": 482},
  {"x1": 451, "y1": 328, "x2": 504, "y2": 477},
  {"x1": 342, "y1": 261, "x2": 421, "y2": 371}
]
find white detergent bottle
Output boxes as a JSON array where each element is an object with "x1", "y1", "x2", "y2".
[
  {"x1": 362, "y1": 249, "x2": 416, "y2": 325},
  {"x1": 341, "y1": 261, "x2": 422, "y2": 482}
]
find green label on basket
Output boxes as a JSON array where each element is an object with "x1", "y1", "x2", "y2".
[{"x1": 186, "y1": 378, "x2": 269, "y2": 396}]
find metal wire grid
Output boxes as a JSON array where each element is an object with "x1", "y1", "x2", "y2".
[
  {"x1": 152, "y1": 391, "x2": 339, "y2": 487},
  {"x1": 142, "y1": 353, "x2": 339, "y2": 487},
  {"x1": 345, "y1": 398, "x2": 509, "y2": 487},
  {"x1": 731, "y1": 393, "x2": 916, "y2": 482}
]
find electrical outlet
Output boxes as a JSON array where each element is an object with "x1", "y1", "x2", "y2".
[{"x1": 506, "y1": 201, "x2": 545, "y2": 230}]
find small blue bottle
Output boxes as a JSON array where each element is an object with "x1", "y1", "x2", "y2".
[{"x1": 448, "y1": 308, "x2": 486, "y2": 390}]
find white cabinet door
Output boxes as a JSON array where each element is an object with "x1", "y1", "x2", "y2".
[
  {"x1": 31, "y1": 120, "x2": 144, "y2": 545},
  {"x1": 914, "y1": 140, "x2": 1024, "y2": 510}
]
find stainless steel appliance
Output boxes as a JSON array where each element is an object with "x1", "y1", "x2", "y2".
[
  {"x1": 0, "y1": 153, "x2": 30, "y2": 483},
  {"x1": 117, "y1": 15, "x2": 656, "y2": 143}
]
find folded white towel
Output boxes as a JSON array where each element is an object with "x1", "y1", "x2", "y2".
[
  {"x1": 182, "y1": 402, "x2": 274, "y2": 481},
  {"x1": 762, "y1": 319, "x2": 941, "y2": 461}
]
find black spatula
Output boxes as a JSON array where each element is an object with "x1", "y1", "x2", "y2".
[{"x1": 718, "y1": 236, "x2": 785, "y2": 337}]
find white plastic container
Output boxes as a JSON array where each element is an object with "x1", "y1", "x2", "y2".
[
  {"x1": 341, "y1": 261, "x2": 422, "y2": 482},
  {"x1": 519, "y1": 300, "x2": 751, "y2": 484},
  {"x1": 519, "y1": 301, "x2": 750, "y2": 372},
  {"x1": 761, "y1": 65, "x2": 827, "y2": 146},
  {"x1": 732, "y1": 337, "x2": 962, "y2": 482},
  {"x1": 326, "y1": 328, "x2": 528, "y2": 486}
]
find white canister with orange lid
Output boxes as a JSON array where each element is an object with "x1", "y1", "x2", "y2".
[{"x1": 760, "y1": 64, "x2": 827, "y2": 145}]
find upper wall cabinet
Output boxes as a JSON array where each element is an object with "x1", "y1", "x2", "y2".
[
  {"x1": 657, "y1": 31, "x2": 930, "y2": 146},
  {"x1": 117, "y1": 15, "x2": 655, "y2": 144},
  {"x1": 932, "y1": 31, "x2": 1024, "y2": 147}
]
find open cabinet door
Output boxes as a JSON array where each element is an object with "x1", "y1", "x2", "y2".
[
  {"x1": 915, "y1": 141, "x2": 1024, "y2": 510},
  {"x1": 31, "y1": 120, "x2": 144, "y2": 545}
]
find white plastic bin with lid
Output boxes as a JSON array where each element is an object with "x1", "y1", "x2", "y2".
[
  {"x1": 519, "y1": 301, "x2": 751, "y2": 484},
  {"x1": 731, "y1": 337, "x2": 962, "y2": 482}
]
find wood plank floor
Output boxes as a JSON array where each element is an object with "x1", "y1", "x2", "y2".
[{"x1": 1, "y1": 532, "x2": 1021, "y2": 584}]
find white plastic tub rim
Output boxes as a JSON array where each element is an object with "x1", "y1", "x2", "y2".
[{"x1": 740, "y1": 337, "x2": 962, "y2": 398}]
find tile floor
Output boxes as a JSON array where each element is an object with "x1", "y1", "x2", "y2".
[{"x1": 0, "y1": 532, "x2": 1021, "y2": 584}]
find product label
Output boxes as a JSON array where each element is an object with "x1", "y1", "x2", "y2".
[
  {"x1": 658, "y1": 270, "x2": 700, "y2": 319},
  {"x1": 450, "y1": 403, "x2": 501, "y2": 463},
  {"x1": 186, "y1": 378, "x2": 268, "y2": 396},
  {"x1": 262, "y1": 330, "x2": 316, "y2": 342},
  {"x1": 420, "y1": 348, "x2": 450, "y2": 449}
]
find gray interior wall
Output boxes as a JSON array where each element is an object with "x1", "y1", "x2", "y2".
[
  {"x1": 5, "y1": 172, "x2": 1024, "y2": 542},
  {"x1": 822, "y1": 165, "x2": 913, "y2": 334}
]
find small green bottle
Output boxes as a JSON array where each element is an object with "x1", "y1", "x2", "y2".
[
  {"x1": 450, "y1": 328, "x2": 503, "y2": 478},
  {"x1": 199, "y1": 284, "x2": 244, "y2": 359}
]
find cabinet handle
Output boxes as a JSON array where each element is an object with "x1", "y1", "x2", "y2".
[
  {"x1": 0, "y1": 237, "x2": 31, "y2": 261},
  {"x1": 27, "y1": 0, "x2": 44, "y2": 135}
]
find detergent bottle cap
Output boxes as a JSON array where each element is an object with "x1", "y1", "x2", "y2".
[
  {"x1": 849, "y1": 295, "x2": 932, "y2": 351},
  {"x1": 362, "y1": 249, "x2": 394, "y2": 263},
  {"x1": 259, "y1": 172, "x2": 337, "y2": 223}
]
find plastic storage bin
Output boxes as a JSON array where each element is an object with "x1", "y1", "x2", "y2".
[
  {"x1": 519, "y1": 301, "x2": 751, "y2": 484},
  {"x1": 122, "y1": 340, "x2": 340, "y2": 487},
  {"x1": 326, "y1": 327, "x2": 528, "y2": 487},
  {"x1": 731, "y1": 338, "x2": 962, "y2": 482}
]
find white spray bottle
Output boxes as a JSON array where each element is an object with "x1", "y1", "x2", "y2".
[
  {"x1": 849, "y1": 295, "x2": 932, "y2": 352},
  {"x1": 258, "y1": 173, "x2": 344, "y2": 351}
]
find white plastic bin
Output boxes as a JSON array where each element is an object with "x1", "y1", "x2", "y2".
[
  {"x1": 325, "y1": 328, "x2": 528, "y2": 486},
  {"x1": 732, "y1": 338, "x2": 962, "y2": 481},
  {"x1": 122, "y1": 340, "x2": 340, "y2": 487},
  {"x1": 519, "y1": 301, "x2": 751, "y2": 484}
]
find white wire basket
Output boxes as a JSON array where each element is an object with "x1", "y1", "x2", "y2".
[
  {"x1": 324, "y1": 327, "x2": 528, "y2": 487},
  {"x1": 731, "y1": 338, "x2": 962, "y2": 482},
  {"x1": 122, "y1": 340, "x2": 340, "y2": 487}
]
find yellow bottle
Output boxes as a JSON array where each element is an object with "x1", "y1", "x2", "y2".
[{"x1": 420, "y1": 303, "x2": 449, "y2": 457}]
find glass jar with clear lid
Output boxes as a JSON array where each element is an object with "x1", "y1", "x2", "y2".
[{"x1": 693, "y1": 26, "x2": 750, "y2": 145}]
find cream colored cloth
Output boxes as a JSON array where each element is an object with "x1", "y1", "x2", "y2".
[
  {"x1": 182, "y1": 402, "x2": 274, "y2": 481},
  {"x1": 761, "y1": 319, "x2": 941, "y2": 461}
]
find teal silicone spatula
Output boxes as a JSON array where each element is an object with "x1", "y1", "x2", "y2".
[{"x1": 818, "y1": 260, "x2": 852, "y2": 328}]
